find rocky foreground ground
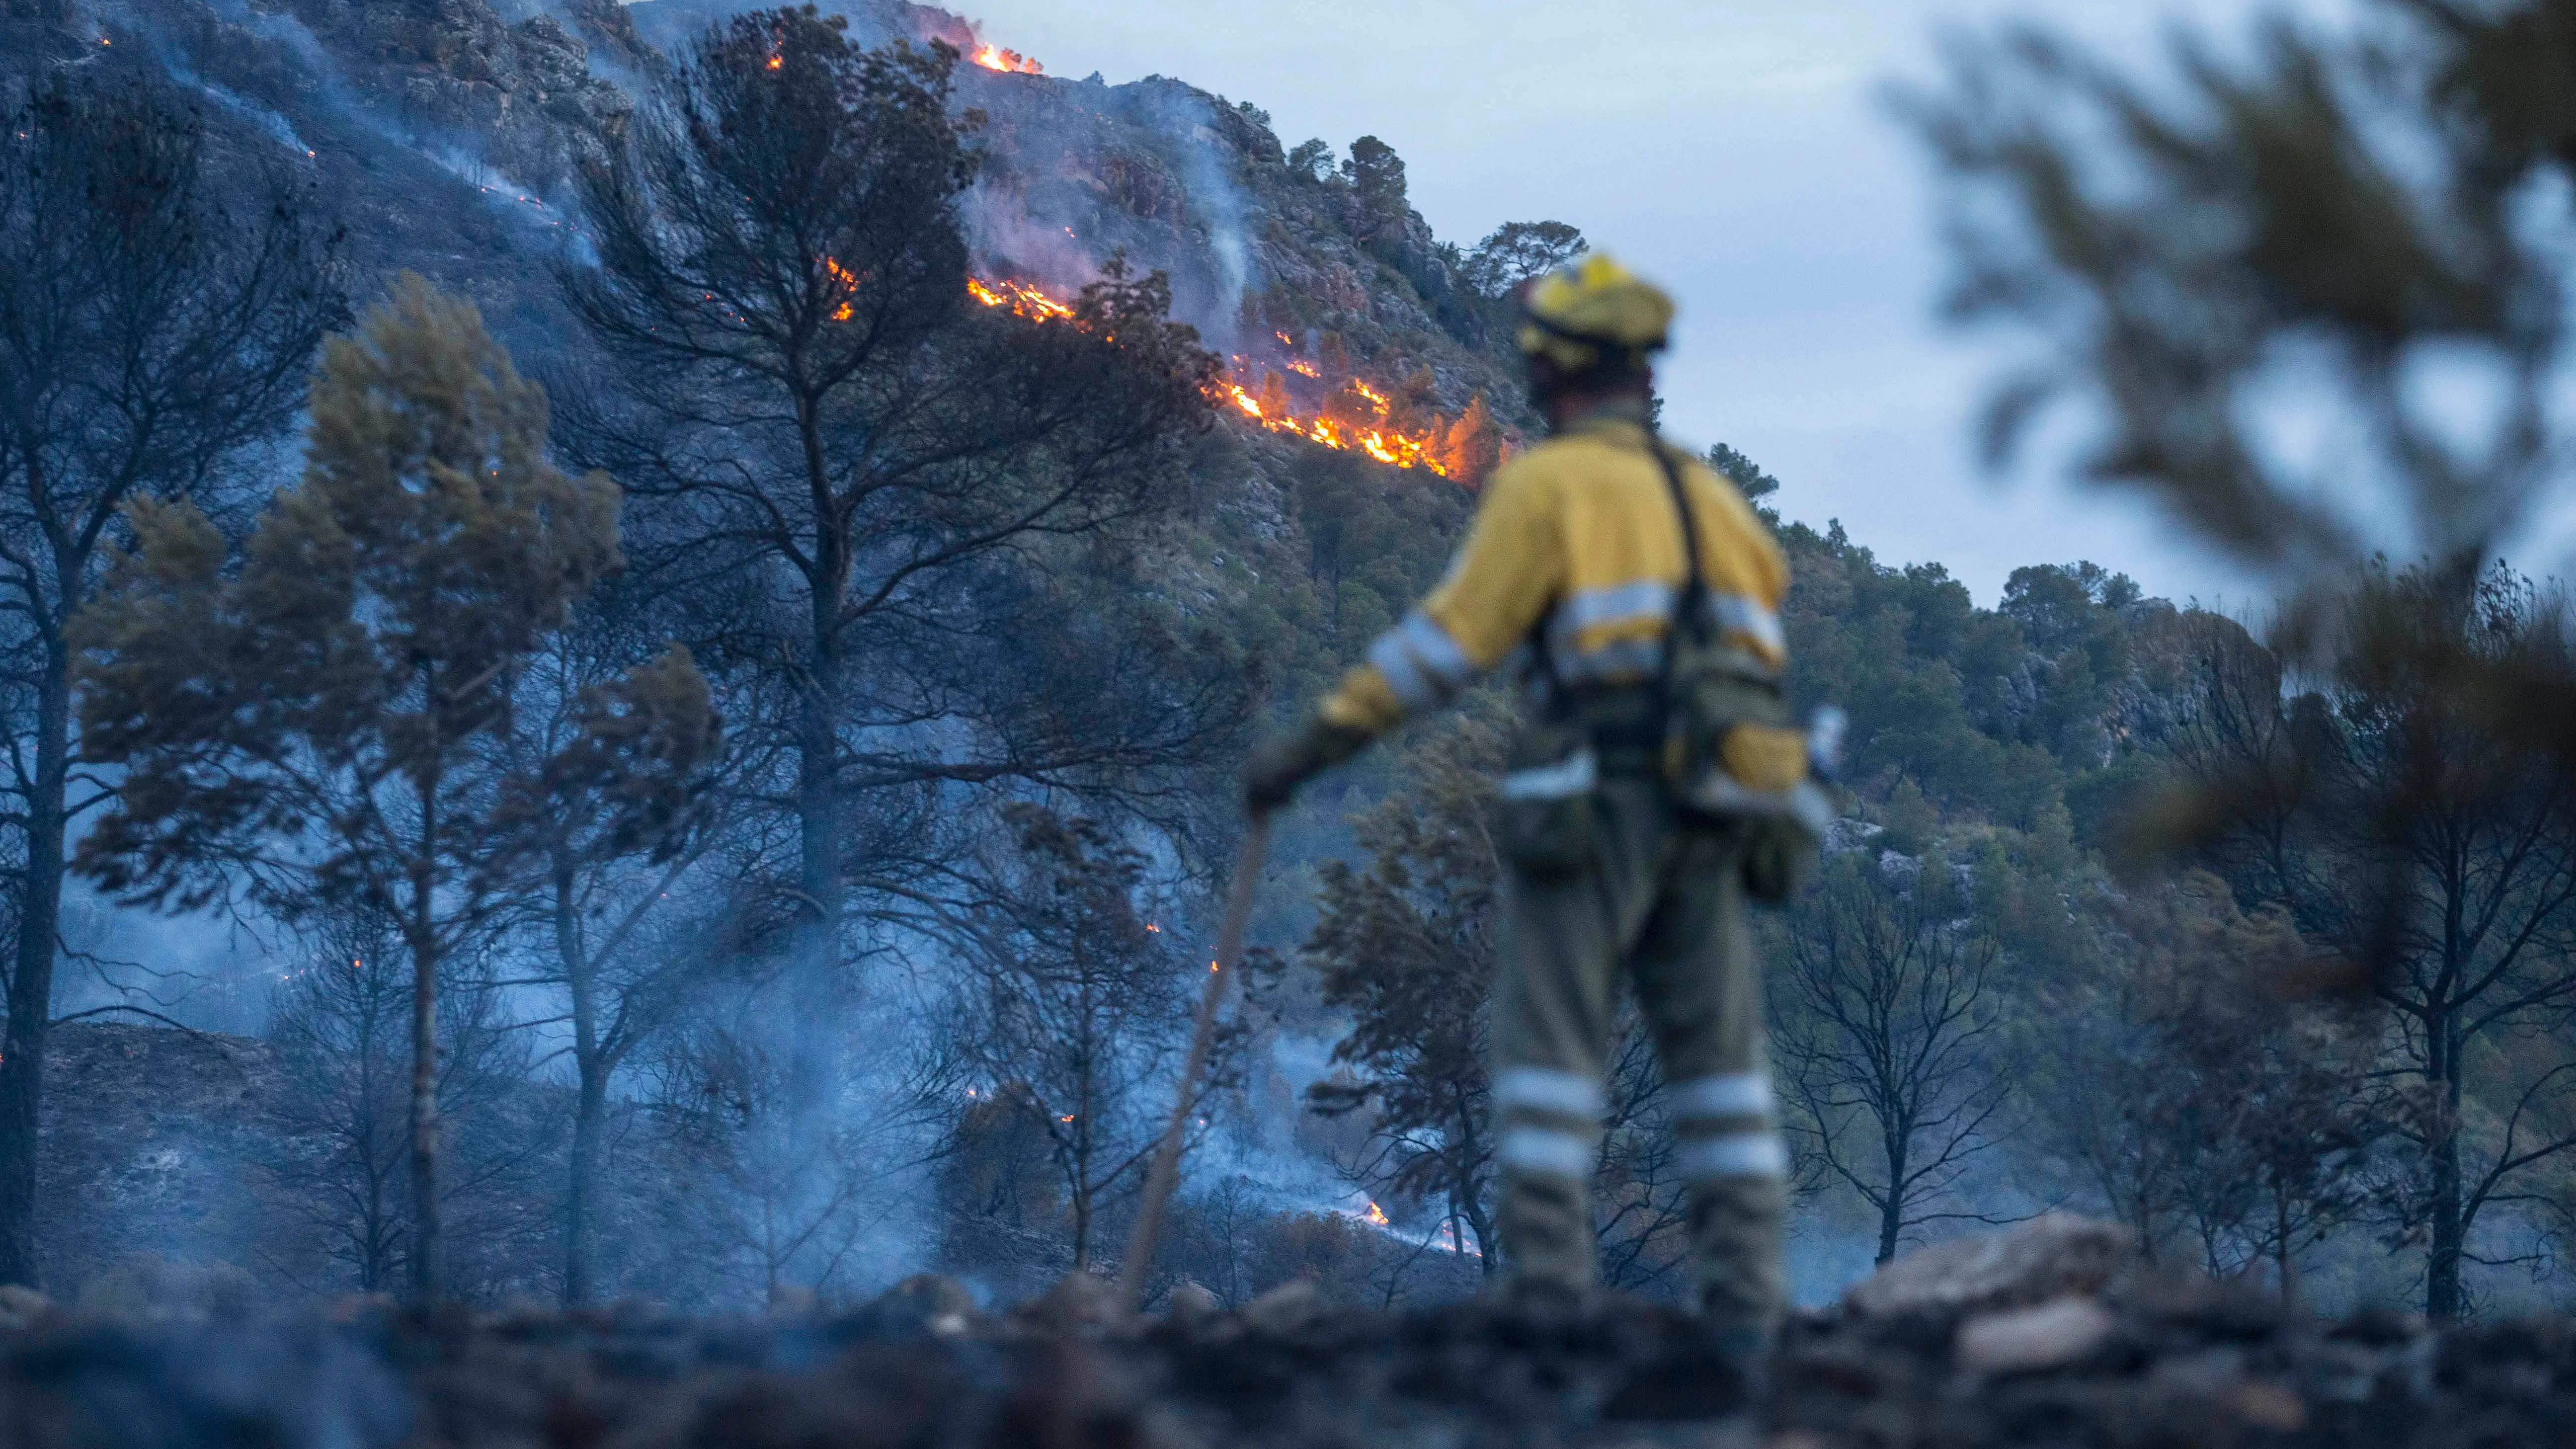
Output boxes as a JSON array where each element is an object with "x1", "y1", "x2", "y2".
[{"x1": 0, "y1": 1217, "x2": 2566, "y2": 1449}]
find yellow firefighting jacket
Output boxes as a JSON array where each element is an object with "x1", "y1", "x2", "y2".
[{"x1": 1318, "y1": 403, "x2": 1789, "y2": 737}]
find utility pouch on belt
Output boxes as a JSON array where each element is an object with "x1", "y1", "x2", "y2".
[
  {"x1": 1659, "y1": 647, "x2": 1833, "y2": 838},
  {"x1": 1492, "y1": 719, "x2": 1599, "y2": 880}
]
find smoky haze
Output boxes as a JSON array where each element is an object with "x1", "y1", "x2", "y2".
[{"x1": 10, "y1": 0, "x2": 2576, "y2": 1351}]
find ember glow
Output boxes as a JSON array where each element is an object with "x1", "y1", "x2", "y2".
[
  {"x1": 971, "y1": 43, "x2": 1043, "y2": 74},
  {"x1": 825, "y1": 258, "x2": 860, "y2": 321}
]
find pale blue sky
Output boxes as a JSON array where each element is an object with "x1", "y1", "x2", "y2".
[{"x1": 942, "y1": 0, "x2": 2352, "y2": 606}]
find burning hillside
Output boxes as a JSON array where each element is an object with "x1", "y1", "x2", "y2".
[
  {"x1": 968, "y1": 275, "x2": 1076, "y2": 322},
  {"x1": 1218, "y1": 370, "x2": 1460, "y2": 476},
  {"x1": 966, "y1": 273, "x2": 1503, "y2": 480}
]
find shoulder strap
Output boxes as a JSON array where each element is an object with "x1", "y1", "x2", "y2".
[
  {"x1": 1649, "y1": 432, "x2": 1710, "y2": 680},
  {"x1": 1525, "y1": 428, "x2": 1709, "y2": 710}
]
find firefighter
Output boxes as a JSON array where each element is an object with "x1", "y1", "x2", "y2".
[{"x1": 1243, "y1": 254, "x2": 1820, "y2": 1371}]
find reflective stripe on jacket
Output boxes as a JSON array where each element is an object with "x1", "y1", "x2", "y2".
[{"x1": 1318, "y1": 406, "x2": 1790, "y2": 736}]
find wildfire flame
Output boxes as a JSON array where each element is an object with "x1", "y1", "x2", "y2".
[
  {"x1": 951, "y1": 275, "x2": 1476, "y2": 479},
  {"x1": 1364, "y1": 1201, "x2": 1390, "y2": 1227},
  {"x1": 968, "y1": 275, "x2": 1076, "y2": 323},
  {"x1": 972, "y1": 43, "x2": 1043, "y2": 75},
  {"x1": 1218, "y1": 369, "x2": 1450, "y2": 476},
  {"x1": 825, "y1": 258, "x2": 861, "y2": 321}
]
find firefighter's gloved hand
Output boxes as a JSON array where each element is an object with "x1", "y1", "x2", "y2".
[{"x1": 1242, "y1": 713, "x2": 1371, "y2": 813}]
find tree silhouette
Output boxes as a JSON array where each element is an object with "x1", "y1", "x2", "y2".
[
  {"x1": 560, "y1": 8, "x2": 1236, "y2": 1095},
  {"x1": 0, "y1": 73, "x2": 339, "y2": 1286},
  {"x1": 1775, "y1": 851, "x2": 2009, "y2": 1265}
]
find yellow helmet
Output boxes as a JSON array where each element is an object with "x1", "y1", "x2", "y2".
[{"x1": 1517, "y1": 253, "x2": 1674, "y2": 374}]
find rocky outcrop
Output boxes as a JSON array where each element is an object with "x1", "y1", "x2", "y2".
[
  {"x1": 260, "y1": 0, "x2": 635, "y2": 187},
  {"x1": 1841, "y1": 1212, "x2": 2135, "y2": 1320}
]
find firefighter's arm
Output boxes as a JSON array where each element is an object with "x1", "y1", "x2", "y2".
[
  {"x1": 1246, "y1": 468, "x2": 1562, "y2": 812},
  {"x1": 1316, "y1": 465, "x2": 1563, "y2": 736},
  {"x1": 1694, "y1": 465, "x2": 1792, "y2": 666}
]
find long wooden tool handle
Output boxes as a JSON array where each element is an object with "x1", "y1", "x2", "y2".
[{"x1": 1119, "y1": 813, "x2": 1272, "y2": 1311}]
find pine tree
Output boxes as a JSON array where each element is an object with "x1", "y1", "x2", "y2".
[
  {"x1": 1342, "y1": 136, "x2": 1409, "y2": 252},
  {"x1": 0, "y1": 74, "x2": 339, "y2": 1287},
  {"x1": 1459, "y1": 221, "x2": 1587, "y2": 297},
  {"x1": 68, "y1": 277, "x2": 702, "y2": 1303}
]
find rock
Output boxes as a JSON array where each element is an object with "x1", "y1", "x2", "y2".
[
  {"x1": 1237, "y1": 1279, "x2": 1327, "y2": 1336},
  {"x1": 2146, "y1": 1345, "x2": 2246, "y2": 1397},
  {"x1": 2229, "y1": 1380, "x2": 2310, "y2": 1432},
  {"x1": 1843, "y1": 1215, "x2": 2133, "y2": 1320},
  {"x1": 321, "y1": 1292, "x2": 396, "y2": 1325},
  {"x1": 868, "y1": 1274, "x2": 977, "y2": 1338},
  {"x1": 1162, "y1": 1279, "x2": 1220, "y2": 1322},
  {"x1": 1953, "y1": 1296, "x2": 2116, "y2": 1375},
  {"x1": 1019, "y1": 1270, "x2": 1122, "y2": 1332},
  {"x1": 993, "y1": 1340, "x2": 1192, "y2": 1449}
]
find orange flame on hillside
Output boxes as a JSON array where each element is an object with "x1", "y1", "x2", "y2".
[
  {"x1": 1364, "y1": 1202, "x2": 1391, "y2": 1227},
  {"x1": 972, "y1": 43, "x2": 1043, "y2": 74},
  {"x1": 968, "y1": 275, "x2": 1075, "y2": 322},
  {"x1": 952, "y1": 274, "x2": 1489, "y2": 480},
  {"x1": 1220, "y1": 371, "x2": 1449, "y2": 476}
]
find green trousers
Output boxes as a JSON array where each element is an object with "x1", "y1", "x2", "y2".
[{"x1": 1490, "y1": 774, "x2": 1787, "y2": 1328}]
